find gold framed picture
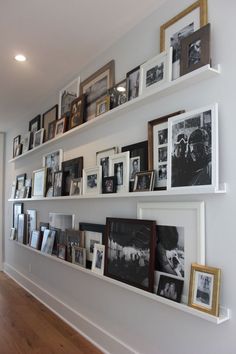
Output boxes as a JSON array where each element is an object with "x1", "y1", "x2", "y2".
[{"x1": 95, "y1": 95, "x2": 110, "y2": 117}]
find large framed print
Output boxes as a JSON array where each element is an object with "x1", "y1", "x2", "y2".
[
  {"x1": 80, "y1": 60, "x2": 115, "y2": 121},
  {"x1": 62, "y1": 157, "x2": 83, "y2": 195},
  {"x1": 32, "y1": 168, "x2": 46, "y2": 198},
  {"x1": 96, "y1": 146, "x2": 118, "y2": 178},
  {"x1": 83, "y1": 166, "x2": 102, "y2": 195},
  {"x1": 139, "y1": 49, "x2": 172, "y2": 96},
  {"x1": 137, "y1": 201, "x2": 205, "y2": 303},
  {"x1": 42, "y1": 104, "x2": 58, "y2": 141},
  {"x1": 160, "y1": 0, "x2": 208, "y2": 80},
  {"x1": 59, "y1": 76, "x2": 80, "y2": 118},
  {"x1": 109, "y1": 151, "x2": 130, "y2": 193},
  {"x1": 148, "y1": 111, "x2": 184, "y2": 190},
  {"x1": 43, "y1": 149, "x2": 63, "y2": 173},
  {"x1": 168, "y1": 104, "x2": 218, "y2": 191},
  {"x1": 105, "y1": 217, "x2": 156, "y2": 292}
]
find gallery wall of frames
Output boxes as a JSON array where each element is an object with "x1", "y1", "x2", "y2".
[{"x1": 7, "y1": 1, "x2": 230, "y2": 346}]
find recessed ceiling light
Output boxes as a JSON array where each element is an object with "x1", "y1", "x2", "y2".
[{"x1": 14, "y1": 54, "x2": 27, "y2": 62}]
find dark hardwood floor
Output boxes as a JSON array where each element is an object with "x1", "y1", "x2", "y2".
[{"x1": 0, "y1": 272, "x2": 103, "y2": 354}]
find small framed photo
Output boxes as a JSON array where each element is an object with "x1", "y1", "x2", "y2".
[
  {"x1": 16, "y1": 173, "x2": 26, "y2": 192},
  {"x1": 72, "y1": 246, "x2": 86, "y2": 268},
  {"x1": 53, "y1": 171, "x2": 64, "y2": 197},
  {"x1": 55, "y1": 117, "x2": 66, "y2": 136},
  {"x1": 57, "y1": 244, "x2": 67, "y2": 260},
  {"x1": 43, "y1": 149, "x2": 63, "y2": 173},
  {"x1": 13, "y1": 135, "x2": 21, "y2": 158},
  {"x1": 15, "y1": 144, "x2": 22, "y2": 157},
  {"x1": 102, "y1": 176, "x2": 117, "y2": 194},
  {"x1": 32, "y1": 168, "x2": 46, "y2": 198},
  {"x1": 10, "y1": 181, "x2": 16, "y2": 199},
  {"x1": 39, "y1": 222, "x2": 49, "y2": 234},
  {"x1": 92, "y1": 244, "x2": 105, "y2": 275},
  {"x1": 49, "y1": 213, "x2": 75, "y2": 231},
  {"x1": 13, "y1": 202, "x2": 24, "y2": 229},
  {"x1": 109, "y1": 79, "x2": 127, "y2": 109},
  {"x1": 33, "y1": 128, "x2": 45, "y2": 148},
  {"x1": 17, "y1": 214, "x2": 28, "y2": 244},
  {"x1": 188, "y1": 263, "x2": 221, "y2": 316},
  {"x1": 69, "y1": 94, "x2": 85, "y2": 129},
  {"x1": 95, "y1": 95, "x2": 110, "y2": 117},
  {"x1": 70, "y1": 178, "x2": 82, "y2": 196},
  {"x1": 21, "y1": 132, "x2": 31, "y2": 154},
  {"x1": 29, "y1": 114, "x2": 41, "y2": 133},
  {"x1": 139, "y1": 49, "x2": 172, "y2": 96},
  {"x1": 160, "y1": 0, "x2": 208, "y2": 80},
  {"x1": 42, "y1": 104, "x2": 58, "y2": 141},
  {"x1": 47, "y1": 120, "x2": 57, "y2": 140},
  {"x1": 59, "y1": 76, "x2": 80, "y2": 118},
  {"x1": 10, "y1": 227, "x2": 16, "y2": 241},
  {"x1": 66, "y1": 229, "x2": 85, "y2": 262},
  {"x1": 109, "y1": 151, "x2": 130, "y2": 193},
  {"x1": 29, "y1": 230, "x2": 41, "y2": 250},
  {"x1": 126, "y1": 65, "x2": 140, "y2": 101},
  {"x1": 26, "y1": 209, "x2": 37, "y2": 242},
  {"x1": 133, "y1": 171, "x2": 155, "y2": 192},
  {"x1": 41, "y1": 229, "x2": 56, "y2": 255},
  {"x1": 83, "y1": 166, "x2": 102, "y2": 195},
  {"x1": 96, "y1": 146, "x2": 118, "y2": 178},
  {"x1": 62, "y1": 157, "x2": 83, "y2": 196},
  {"x1": 45, "y1": 168, "x2": 53, "y2": 197},
  {"x1": 180, "y1": 23, "x2": 210, "y2": 76},
  {"x1": 157, "y1": 275, "x2": 184, "y2": 303}
]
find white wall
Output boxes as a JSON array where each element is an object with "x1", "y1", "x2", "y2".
[
  {"x1": 0, "y1": 133, "x2": 4, "y2": 269},
  {"x1": 3, "y1": 0, "x2": 236, "y2": 353}
]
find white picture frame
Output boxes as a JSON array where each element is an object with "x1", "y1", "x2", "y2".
[
  {"x1": 32, "y1": 168, "x2": 46, "y2": 198},
  {"x1": 96, "y1": 146, "x2": 118, "y2": 178},
  {"x1": 42, "y1": 149, "x2": 63, "y2": 173},
  {"x1": 70, "y1": 178, "x2": 83, "y2": 196},
  {"x1": 139, "y1": 49, "x2": 172, "y2": 96},
  {"x1": 33, "y1": 128, "x2": 45, "y2": 148},
  {"x1": 21, "y1": 132, "x2": 31, "y2": 154},
  {"x1": 92, "y1": 244, "x2": 105, "y2": 275},
  {"x1": 85, "y1": 230, "x2": 103, "y2": 262},
  {"x1": 109, "y1": 151, "x2": 130, "y2": 193},
  {"x1": 59, "y1": 76, "x2": 80, "y2": 118},
  {"x1": 167, "y1": 103, "x2": 218, "y2": 192},
  {"x1": 83, "y1": 166, "x2": 102, "y2": 195},
  {"x1": 137, "y1": 201, "x2": 205, "y2": 303}
]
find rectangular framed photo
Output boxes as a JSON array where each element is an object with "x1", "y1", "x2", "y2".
[
  {"x1": 21, "y1": 132, "x2": 31, "y2": 154},
  {"x1": 105, "y1": 217, "x2": 156, "y2": 292},
  {"x1": 160, "y1": 0, "x2": 208, "y2": 80},
  {"x1": 17, "y1": 214, "x2": 28, "y2": 244},
  {"x1": 148, "y1": 111, "x2": 184, "y2": 190},
  {"x1": 168, "y1": 104, "x2": 218, "y2": 191},
  {"x1": 42, "y1": 104, "x2": 58, "y2": 141},
  {"x1": 137, "y1": 201, "x2": 205, "y2": 303},
  {"x1": 109, "y1": 79, "x2": 127, "y2": 109},
  {"x1": 80, "y1": 60, "x2": 115, "y2": 121},
  {"x1": 102, "y1": 176, "x2": 117, "y2": 194},
  {"x1": 62, "y1": 157, "x2": 83, "y2": 196},
  {"x1": 109, "y1": 151, "x2": 130, "y2": 193},
  {"x1": 16, "y1": 173, "x2": 26, "y2": 192},
  {"x1": 41, "y1": 229, "x2": 56, "y2": 255},
  {"x1": 33, "y1": 128, "x2": 45, "y2": 148},
  {"x1": 13, "y1": 202, "x2": 24, "y2": 229},
  {"x1": 83, "y1": 166, "x2": 102, "y2": 195},
  {"x1": 188, "y1": 263, "x2": 221, "y2": 316},
  {"x1": 157, "y1": 274, "x2": 184, "y2": 303},
  {"x1": 59, "y1": 76, "x2": 80, "y2": 118},
  {"x1": 57, "y1": 244, "x2": 67, "y2": 260},
  {"x1": 32, "y1": 168, "x2": 46, "y2": 198},
  {"x1": 53, "y1": 171, "x2": 64, "y2": 197},
  {"x1": 92, "y1": 244, "x2": 105, "y2": 275},
  {"x1": 13, "y1": 135, "x2": 21, "y2": 158},
  {"x1": 47, "y1": 120, "x2": 57, "y2": 140},
  {"x1": 66, "y1": 229, "x2": 85, "y2": 262},
  {"x1": 96, "y1": 146, "x2": 118, "y2": 178},
  {"x1": 29, "y1": 230, "x2": 41, "y2": 250},
  {"x1": 55, "y1": 116, "x2": 66, "y2": 136},
  {"x1": 126, "y1": 65, "x2": 140, "y2": 101},
  {"x1": 49, "y1": 213, "x2": 75, "y2": 231},
  {"x1": 79, "y1": 223, "x2": 105, "y2": 266},
  {"x1": 43, "y1": 149, "x2": 63, "y2": 173},
  {"x1": 133, "y1": 171, "x2": 155, "y2": 192},
  {"x1": 29, "y1": 114, "x2": 41, "y2": 133},
  {"x1": 95, "y1": 95, "x2": 110, "y2": 117},
  {"x1": 10, "y1": 227, "x2": 16, "y2": 241},
  {"x1": 180, "y1": 23, "x2": 210, "y2": 76},
  {"x1": 72, "y1": 246, "x2": 86, "y2": 268},
  {"x1": 70, "y1": 178, "x2": 82, "y2": 196},
  {"x1": 139, "y1": 49, "x2": 172, "y2": 96},
  {"x1": 69, "y1": 94, "x2": 85, "y2": 130},
  {"x1": 26, "y1": 209, "x2": 37, "y2": 243}
]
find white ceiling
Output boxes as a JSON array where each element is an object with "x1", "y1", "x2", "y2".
[{"x1": 0, "y1": 0, "x2": 166, "y2": 132}]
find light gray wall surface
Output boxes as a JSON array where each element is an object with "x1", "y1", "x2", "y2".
[{"x1": 4, "y1": 1, "x2": 236, "y2": 353}]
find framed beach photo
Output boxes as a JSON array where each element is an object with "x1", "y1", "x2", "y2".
[
  {"x1": 137, "y1": 201, "x2": 205, "y2": 303},
  {"x1": 83, "y1": 166, "x2": 102, "y2": 195},
  {"x1": 188, "y1": 263, "x2": 221, "y2": 316},
  {"x1": 160, "y1": 0, "x2": 208, "y2": 80},
  {"x1": 72, "y1": 246, "x2": 86, "y2": 268},
  {"x1": 92, "y1": 244, "x2": 105, "y2": 275},
  {"x1": 109, "y1": 151, "x2": 130, "y2": 193},
  {"x1": 42, "y1": 104, "x2": 58, "y2": 141},
  {"x1": 95, "y1": 95, "x2": 110, "y2": 117},
  {"x1": 133, "y1": 171, "x2": 155, "y2": 192},
  {"x1": 59, "y1": 76, "x2": 80, "y2": 117},
  {"x1": 33, "y1": 128, "x2": 44, "y2": 148},
  {"x1": 96, "y1": 146, "x2": 118, "y2": 178},
  {"x1": 32, "y1": 168, "x2": 46, "y2": 198},
  {"x1": 69, "y1": 94, "x2": 85, "y2": 130},
  {"x1": 126, "y1": 65, "x2": 140, "y2": 101}
]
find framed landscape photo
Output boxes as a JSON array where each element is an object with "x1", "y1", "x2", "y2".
[
  {"x1": 137, "y1": 201, "x2": 205, "y2": 303},
  {"x1": 59, "y1": 76, "x2": 80, "y2": 117},
  {"x1": 42, "y1": 104, "x2": 58, "y2": 140},
  {"x1": 109, "y1": 79, "x2": 127, "y2": 109},
  {"x1": 180, "y1": 23, "x2": 210, "y2": 76},
  {"x1": 62, "y1": 156, "x2": 83, "y2": 196},
  {"x1": 33, "y1": 128, "x2": 44, "y2": 148},
  {"x1": 69, "y1": 94, "x2": 85, "y2": 130},
  {"x1": 83, "y1": 166, "x2": 102, "y2": 195},
  {"x1": 188, "y1": 263, "x2": 221, "y2": 316},
  {"x1": 133, "y1": 171, "x2": 155, "y2": 192},
  {"x1": 96, "y1": 146, "x2": 118, "y2": 178},
  {"x1": 139, "y1": 49, "x2": 172, "y2": 96},
  {"x1": 32, "y1": 168, "x2": 46, "y2": 198},
  {"x1": 168, "y1": 104, "x2": 218, "y2": 191},
  {"x1": 72, "y1": 246, "x2": 86, "y2": 268},
  {"x1": 105, "y1": 217, "x2": 156, "y2": 292},
  {"x1": 160, "y1": 0, "x2": 208, "y2": 80},
  {"x1": 95, "y1": 95, "x2": 110, "y2": 117},
  {"x1": 80, "y1": 60, "x2": 115, "y2": 121},
  {"x1": 92, "y1": 244, "x2": 105, "y2": 275},
  {"x1": 13, "y1": 135, "x2": 21, "y2": 158},
  {"x1": 109, "y1": 151, "x2": 130, "y2": 193},
  {"x1": 157, "y1": 274, "x2": 184, "y2": 303},
  {"x1": 126, "y1": 65, "x2": 140, "y2": 101}
]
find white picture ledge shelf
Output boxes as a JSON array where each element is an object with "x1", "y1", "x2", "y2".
[
  {"x1": 9, "y1": 64, "x2": 220, "y2": 163},
  {"x1": 11, "y1": 240, "x2": 229, "y2": 324}
]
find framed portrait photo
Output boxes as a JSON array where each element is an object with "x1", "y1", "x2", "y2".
[
  {"x1": 42, "y1": 104, "x2": 58, "y2": 141},
  {"x1": 72, "y1": 246, "x2": 86, "y2": 268},
  {"x1": 133, "y1": 171, "x2": 155, "y2": 192},
  {"x1": 33, "y1": 128, "x2": 45, "y2": 148},
  {"x1": 109, "y1": 151, "x2": 130, "y2": 194},
  {"x1": 109, "y1": 79, "x2": 127, "y2": 109},
  {"x1": 96, "y1": 146, "x2": 118, "y2": 178},
  {"x1": 13, "y1": 202, "x2": 23, "y2": 229},
  {"x1": 62, "y1": 157, "x2": 83, "y2": 196},
  {"x1": 95, "y1": 95, "x2": 110, "y2": 117},
  {"x1": 32, "y1": 168, "x2": 46, "y2": 198},
  {"x1": 79, "y1": 223, "x2": 105, "y2": 267},
  {"x1": 59, "y1": 76, "x2": 80, "y2": 118},
  {"x1": 188, "y1": 263, "x2": 221, "y2": 316},
  {"x1": 43, "y1": 149, "x2": 63, "y2": 173},
  {"x1": 69, "y1": 94, "x2": 85, "y2": 130},
  {"x1": 137, "y1": 201, "x2": 205, "y2": 303},
  {"x1": 92, "y1": 244, "x2": 105, "y2": 275},
  {"x1": 53, "y1": 171, "x2": 64, "y2": 197},
  {"x1": 160, "y1": 0, "x2": 208, "y2": 80},
  {"x1": 55, "y1": 116, "x2": 66, "y2": 136},
  {"x1": 80, "y1": 60, "x2": 115, "y2": 121},
  {"x1": 66, "y1": 229, "x2": 85, "y2": 262},
  {"x1": 126, "y1": 65, "x2": 140, "y2": 101},
  {"x1": 168, "y1": 103, "x2": 218, "y2": 191},
  {"x1": 13, "y1": 135, "x2": 21, "y2": 158},
  {"x1": 83, "y1": 166, "x2": 102, "y2": 195},
  {"x1": 47, "y1": 120, "x2": 57, "y2": 140},
  {"x1": 102, "y1": 176, "x2": 117, "y2": 194},
  {"x1": 157, "y1": 274, "x2": 184, "y2": 303}
]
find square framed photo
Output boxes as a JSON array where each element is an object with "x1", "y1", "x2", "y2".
[
  {"x1": 79, "y1": 223, "x2": 105, "y2": 265},
  {"x1": 69, "y1": 94, "x2": 85, "y2": 130},
  {"x1": 160, "y1": 0, "x2": 208, "y2": 80},
  {"x1": 13, "y1": 202, "x2": 23, "y2": 229},
  {"x1": 83, "y1": 166, "x2": 102, "y2": 195},
  {"x1": 105, "y1": 217, "x2": 156, "y2": 292},
  {"x1": 32, "y1": 168, "x2": 46, "y2": 198},
  {"x1": 29, "y1": 114, "x2": 41, "y2": 133},
  {"x1": 96, "y1": 146, "x2": 118, "y2": 178},
  {"x1": 42, "y1": 104, "x2": 58, "y2": 141},
  {"x1": 33, "y1": 128, "x2": 45, "y2": 148},
  {"x1": 126, "y1": 65, "x2": 140, "y2": 101},
  {"x1": 59, "y1": 76, "x2": 80, "y2": 118},
  {"x1": 180, "y1": 23, "x2": 210, "y2": 76},
  {"x1": 29, "y1": 230, "x2": 41, "y2": 250},
  {"x1": 188, "y1": 263, "x2": 221, "y2": 316},
  {"x1": 41, "y1": 229, "x2": 56, "y2": 255},
  {"x1": 139, "y1": 49, "x2": 172, "y2": 96},
  {"x1": 95, "y1": 95, "x2": 110, "y2": 117},
  {"x1": 43, "y1": 149, "x2": 63, "y2": 173},
  {"x1": 66, "y1": 229, "x2": 85, "y2": 262},
  {"x1": 109, "y1": 151, "x2": 130, "y2": 193},
  {"x1": 55, "y1": 117, "x2": 66, "y2": 136},
  {"x1": 102, "y1": 176, "x2": 117, "y2": 194},
  {"x1": 62, "y1": 156, "x2": 83, "y2": 196},
  {"x1": 80, "y1": 60, "x2": 115, "y2": 121},
  {"x1": 168, "y1": 104, "x2": 218, "y2": 191},
  {"x1": 148, "y1": 111, "x2": 184, "y2": 190},
  {"x1": 21, "y1": 132, "x2": 31, "y2": 154},
  {"x1": 92, "y1": 244, "x2": 105, "y2": 275},
  {"x1": 70, "y1": 178, "x2": 82, "y2": 196},
  {"x1": 72, "y1": 246, "x2": 86, "y2": 268},
  {"x1": 109, "y1": 79, "x2": 127, "y2": 109},
  {"x1": 13, "y1": 135, "x2": 21, "y2": 158},
  {"x1": 157, "y1": 274, "x2": 184, "y2": 303},
  {"x1": 137, "y1": 201, "x2": 205, "y2": 303},
  {"x1": 133, "y1": 171, "x2": 155, "y2": 192},
  {"x1": 57, "y1": 244, "x2": 67, "y2": 260}
]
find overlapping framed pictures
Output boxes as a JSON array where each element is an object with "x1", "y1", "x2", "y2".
[
  {"x1": 13, "y1": 202, "x2": 23, "y2": 229},
  {"x1": 41, "y1": 229, "x2": 56, "y2": 254},
  {"x1": 29, "y1": 230, "x2": 41, "y2": 250},
  {"x1": 29, "y1": 114, "x2": 41, "y2": 133},
  {"x1": 83, "y1": 166, "x2": 102, "y2": 195},
  {"x1": 95, "y1": 95, "x2": 110, "y2": 117},
  {"x1": 126, "y1": 65, "x2": 140, "y2": 101},
  {"x1": 32, "y1": 168, "x2": 46, "y2": 198},
  {"x1": 109, "y1": 79, "x2": 127, "y2": 109},
  {"x1": 92, "y1": 244, "x2": 105, "y2": 275},
  {"x1": 59, "y1": 76, "x2": 80, "y2": 118},
  {"x1": 66, "y1": 229, "x2": 84, "y2": 262},
  {"x1": 17, "y1": 214, "x2": 28, "y2": 244},
  {"x1": 72, "y1": 246, "x2": 86, "y2": 268},
  {"x1": 62, "y1": 157, "x2": 83, "y2": 196},
  {"x1": 109, "y1": 151, "x2": 130, "y2": 193},
  {"x1": 43, "y1": 149, "x2": 63, "y2": 173},
  {"x1": 157, "y1": 274, "x2": 184, "y2": 303},
  {"x1": 102, "y1": 176, "x2": 117, "y2": 194},
  {"x1": 96, "y1": 146, "x2": 118, "y2": 178},
  {"x1": 42, "y1": 104, "x2": 58, "y2": 141},
  {"x1": 69, "y1": 94, "x2": 85, "y2": 130},
  {"x1": 79, "y1": 223, "x2": 105, "y2": 267}
]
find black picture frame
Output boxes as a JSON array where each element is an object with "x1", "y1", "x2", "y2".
[
  {"x1": 108, "y1": 79, "x2": 127, "y2": 109},
  {"x1": 13, "y1": 202, "x2": 24, "y2": 229},
  {"x1": 61, "y1": 157, "x2": 83, "y2": 196},
  {"x1": 133, "y1": 170, "x2": 155, "y2": 192},
  {"x1": 49, "y1": 226, "x2": 61, "y2": 255},
  {"x1": 13, "y1": 135, "x2": 21, "y2": 158},
  {"x1": 29, "y1": 115, "x2": 41, "y2": 132},
  {"x1": 42, "y1": 104, "x2": 58, "y2": 141},
  {"x1": 126, "y1": 65, "x2": 140, "y2": 101},
  {"x1": 15, "y1": 173, "x2": 26, "y2": 191},
  {"x1": 53, "y1": 171, "x2": 65, "y2": 197},
  {"x1": 105, "y1": 217, "x2": 156, "y2": 292},
  {"x1": 157, "y1": 275, "x2": 184, "y2": 303},
  {"x1": 45, "y1": 167, "x2": 53, "y2": 197},
  {"x1": 102, "y1": 176, "x2": 117, "y2": 194}
]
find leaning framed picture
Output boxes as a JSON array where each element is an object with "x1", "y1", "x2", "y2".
[
  {"x1": 70, "y1": 178, "x2": 83, "y2": 196},
  {"x1": 32, "y1": 168, "x2": 46, "y2": 198},
  {"x1": 109, "y1": 151, "x2": 130, "y2": 193},
  {"x1": 168, "y1": 103, "x2": 218, "y2": 191},
  {"x1": 126, "y1": 65, "x2": 140, "y2": 101},
  {"x1": 160, "y1": 0, "x2": 208, "y2": 80},
  {"x1": 21, "y1": 132, "x2": 31, "y2": 154},
  {"x1": 72, "y1": 246, "x2": 86, "y2": 268},
  {"x1": 59, "y1": 76, "x2": 80, "y2": 118},
  {"x1": 42, "y1": 104, "x2": 58, "y2": 141},
  {"x1": 157, "y1": 274, "x2": 184, "y2": 303},
  {"x1": 29, "y1": 230, "x2": 41, "y2": 250},
  {"x1": 62, "y1": 156, "x2": 83, "y2": 195},
  {"x1": 133, "y1": 171, "x2": 155, "y2": 192},
  {"x1": 29, "y1": 114, "x2": 41, "y2": 133},
  {"x1": 66, "y1": 229, "x2": 85, "y2": 262},
  {"x1": 41, "y1": 229, "x2": 56, "y2": 255},
  {"x1": 139, "y1": 49, "x2": 172, "y2": 96},
  {"x1": 96, "y1": 146, "x2": 118, "y2": 178},
  {"x1": 137, "y1": 201, "x2": 205, "y2": 303},
  {"x1": 33, "y1": 128, "x2": 45, "y2": 148},
  {"x1": 109, "y1": 79, "x2": 127, "y2": 109},
  {"x1": 83, "y1": 166, "x2": 102, "y2": 195},
  {"x1": 92, "y1": 244, "x2": 105, "y2": 275},
  {"x1": 69, "y1": 94, "x2": 85, "y2": 130},
  {"x1": 95, "y1": 95, "x2": 110, "y2": 117},
  {"x1": 13, "y1": 202, "x2": 23, "y2": 229},
  {"x1": 105, "y1": 217, "x2": 156, "y2": 292},
  {"x1": 55, "y1": 116, "x2": 66, "y2": 136},
  {"x1": 43, "y1": 149, "x2": 63, "y2": 173},
  {"x1": 188, "y1": 263, "x2": 221, "y2": 316},
  {"x1": 13, "y1": 135, "x2": 21, "y2": 158}
]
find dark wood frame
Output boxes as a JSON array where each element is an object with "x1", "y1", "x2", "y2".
[
  {"x1": 133, "y1": 170, "x2": 155, "y2": 192},
  {"x1": 180, "y1": 23, "x2": 210, "y2": 76},
  {"x1": 109, "y1": 79, "x2": 127, "y2": 109},
  {"x1": 13, "y1": 202, "x2": 23, "y2": 228},
  {"x1": 105, "y1": 217, "x2": 156, "y2": 292},
  {"x1": 157, "y1": 274, "x2": 184, "y2": 303},
  {"x1": 29, "y1": 230, "x2": 41, "y2": 250},
  {"x1": 29, "y1": 114, "x2": 41, "y2": 132},
  {"x1": 57, "y1": 244, "x2": 67, "y2": 260},
  {"x1": 62, "y1": 157, "x2": 83, "y2": 196},
  {"x1": 66, "y1": 229, "x2": 85, "y2": 262},
  {"x1": 126, "y1": 65, "x2": 140, "y2": 101},
  {"x1": 69, "y1": 94, "x2": 85, "y2": 129},
  {"x1": 42, "y1": 104, "x2": 58, "y2": 141},
  {"x1": 102, "y1": 176, "x2": 117, "y2": 194},
  {"x1": 13, "y1": 135, "x2": 21, "y2": 158},
  {"x1": 47, "y1": 120, "x2": 57, "y2": 140},
  {"x1": 95, "y1": 95, "x2": 110, "y2": 117},
  {"x1": 53, "y1": 170, "x2": 65, "y2": 197}
]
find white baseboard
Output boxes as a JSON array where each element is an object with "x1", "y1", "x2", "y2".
[{"x1": 4, "y1": 263, "x2": 138, "y2": 354}]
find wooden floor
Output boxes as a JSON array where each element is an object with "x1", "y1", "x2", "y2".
[{"x1": 0, "y1": 272, "x2": 103, "y2": 354}]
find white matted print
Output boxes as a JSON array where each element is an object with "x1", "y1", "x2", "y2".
[
  {"x1": 85, "y1": 230, "x2": 103, "y2": 261},
  {"x1": 92, "y1": 244, "x2": 105, "y2": 275},
  {"x1": 137, "y1": 201, "x2": 205, "y2": 303},
  {"x1": 83, "y1": 166, "x2": 102, "y2": 195},
  {"x1": 109, "y1": 151, "x2": 130, "y2": 193},
  {"x1": 139, "y1": 49, "x2": 172, "y2": 96},
  {"x1": 168, "y1": 103, "x2": 218, "y2": 192}
]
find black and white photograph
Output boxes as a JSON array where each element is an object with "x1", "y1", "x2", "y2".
[
  {"x1": 29, "y1": 230, "x2": 41, "y2": 249},
  {"x1": 55, "y1": 117, "x2": 66, "y2": 136},
  {"x1": 126, "y1": 66, "x2": 140, "y2": 101},
  {"x1": 157, "y1": 164, "x2": 167, "y2": 183},
  {"x1": 133, "y1": 171, "x2": 154, "y2": 192},
  {"x1": 157, "y1": 275, "x2": 184, "y2": 303},
  {"x1": 66, "y1": 229, "x2": 84, "y2": 262},
  {"x1": 158, "y1": 147, "x2": 167, "y2": 163},
  {"x1": 158, "y1": 128, "x2": 168, "y2": 145},
  {"x1": 130, "y1": 157, "x2": 140, "y2": 181},
  {"x1": 53, "y1": 171, "x2": 63, "y2": 197},
  {"x1": 87, "y1": 174, "x2": 97, "y2": 189},
  {"x1": 57, "y1": 244, "x2": 67, "y2": 260},
  {"x1": 26, "y1": 209, "x2": 37, "y2": 243},
  {"x1": 195, "y1": 272, "x2": 213, "y2": 306},
  {"x1": 96, "y1": 146, "x2": 118, "y2": 178},
  {"x1": 29, "y1": 115, "x2": 41, "y2": 134},
  {"x1": 146, "y1": 62, "x2": 164, "y2": 87},
  {"x1": 171, "y1": 23, "x2": 194, "y2": 63},
  {"x1": 105, "y1": 218, "x2": 156, "y2": 292},
  {"x1": 41, "y1": 229, "x2": 56, "y2": 254},
  {"x1": 59, "y1": 77, "x2": 79, "y2": 117},
  {"x1": 33, "y1": 128, "x2": 44, "y2": 148},
  {"x1": 62, "y1": 157, "x2": 83, "y2": 196},
  {"x1": 42, "y1": 104, "x2": 58, "y2": 140},
  {"x1": 21, "y1": 132, "x2": 31, "y2": 154},
  {"x1": 70, "y1": 178, "x2": 82, "y2": 196},
  {"x1": 72, "y1": 246, "x2": 86, "y2": 267},
  {"x1": 43, "y1": 149, "x2": 63, "y2": 173},
  {"x1": 95, "y1": 96, "x2": 110, "y2": 117},
  {"x1": 85, "y1": 230, "x2": 103, "y2": 262},
  {"x1": 83, "y1": 166, "x2": 102, "y2": 195},
  {"x1": 92, "y1": 244, "x2": 105, "y2": 275},
  {"x1": 102, "y1": 176, "x2": 117, "y2": 194},
  {"x1": 109, "y1": 79, "x2": 127, "y2": 109},
  {"x1": 13, "y1": 202, "x2": 23, "y2": 229},
  {"x1": 49, "y1": 213, "x2": 75, "y2": 231},
  {"x1": 109, "y1": 152, "x2": 129, "y2": 193},
  {"x1": 114, "y1": 162, "x2": 123, "y2": 186},
  {"x1": 13, "y1": 135, "x2": 21, "y2": 158}
]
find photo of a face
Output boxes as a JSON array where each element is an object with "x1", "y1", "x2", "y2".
[{"x1": 188, "y1": 39, "x2": 201, "y2": 66}]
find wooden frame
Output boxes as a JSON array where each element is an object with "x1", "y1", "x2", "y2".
[
  {"x1": 126, "y1": 65, "x2": 140, "y2": 101},
  {"x1": 109, "y1": 151, "x2": 130, "y2": 194},
  {"x1": 92, "y1": 244, "x2": 105, "y2": 275},
  {"x1": 32, "y1": 168, "x2": 46, "y2": 198},
  {"x1": 72, "y1": 246, "x2": 86, "y2": 268},
  {"x1": 62, "y1": 156, "x2": 83, "y2": 196},
  {"x1": 69, "y1": 94, "x2": 85, "y2": 129},
  {"x1": 133, "y1": 170, "x2": 155, "y2": 192},
  {"x1": 180, "y1": 23, "x2": 210, "y2": 76},
  {"x1": 95, "y1": 95, "x2": 110, "y2": 117},
  {"x1": 59, "y1": 76, "x2": 80, "y2": 118},
  {"x1": 188, "y1": 263, "x2": 221, "y2": 316},
  {"x1": 42, "y1": 104, "x2": 58, "y2": 141},
  {"x1": 83, "y1": 166, "x2": 102, "y2": 195}
]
